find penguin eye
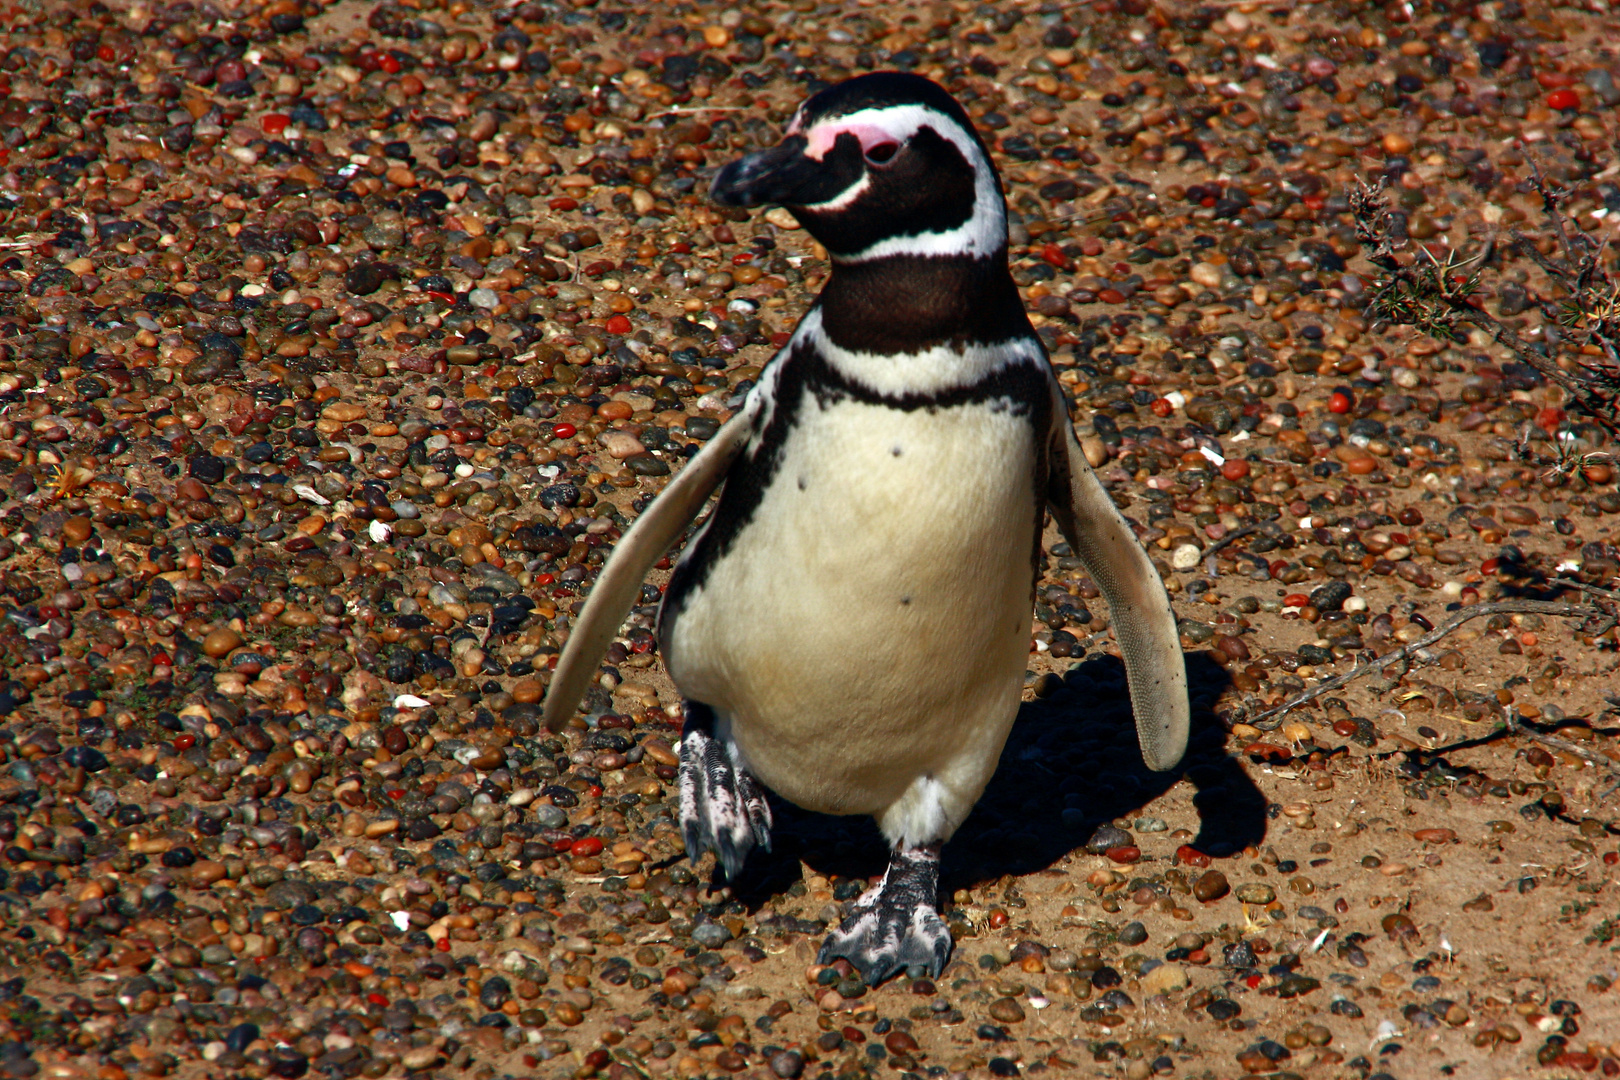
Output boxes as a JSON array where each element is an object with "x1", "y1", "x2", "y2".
[{"x1": 864, "y1": 142, "x2": 899, "y2": 165}]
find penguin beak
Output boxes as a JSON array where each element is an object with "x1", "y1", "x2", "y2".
[{"x1": 710, "y1": 135, "x2": 820, "y2": 208}]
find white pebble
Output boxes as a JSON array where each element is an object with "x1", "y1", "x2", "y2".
[{"x1": 1171, "y1": 543, "x2": 1203, "y2": 570}]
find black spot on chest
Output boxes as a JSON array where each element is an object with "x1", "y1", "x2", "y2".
[{"x1": 659, "y1": 332, "x2": 1055, "y2": 637}]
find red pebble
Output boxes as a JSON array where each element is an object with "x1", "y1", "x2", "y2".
[
  {"x1": 436, "y1": 937, "x2": 450, "y2": 951},
  {"x1": 1481, "y1": 557, "x2": 1500, "y2": 575},
  {"x1": 548, "y1": 197, "x2": 579, "y2": 211},
  {"x1": 379, "y1": 53, "x2": 402, "y2": 74},
  {"x1": 1606, "y1": 851, "x2": 1619, "y2": 866},
  {"x1": 1105, "y1": 845, "x2": 1141, "y2": 864},
  {"x1": 1547, "y1": 88, "x2": 1580, "y2": 110},
  {"x1": 1245, "y1": 742, "x2": 1291, "y2": 763},
  {"x1": 536, "y1": 572, "x2": 556, "y2": 585},
  {"x1": 173, "y1": 733, "x2": 196, "y2": 751},
  {"x1": 1328, "y1": 390, "x2": 1352, "y2": 414},
  {"x1": 1175, "y1": 845, "x2": 1211, "y2": 868},
  {"x1": 1245, "y1": 974, "x2": 1264, "y2": 989},
  {"x1": 1283, "y1": 593, "x2": 1310, "y2": 608},
  {"x1": 367, "y1": 993, "x2": 389, "y2": 1006},
  {"x1": 570, "y1": 836, "x2": 604, "y2": 857},
  {"x1": 605, "y1": 314, "x2": 632, "y2": 335},
  {"x1": 261, "y1": 113, "x2": 290, "y2": 135},
  {"x1": 1556, "y1": 1052, "x2": 1599, "y2": 1072},
  {"x1": 1220, "y1": 459, "x2": 1250, "y2": 481},
  {"x1": 97, "y1": 45, "x2": 117, "y2": 62},
  {"x1": 551, "y1": 423, "x2": 577, "y2": 439},
  {"x1": 1536, "y1": 406, "x2": 1566, "y2": 432},
  {"x1": 386, "y1": 788, "x2": 405, "y2": 800},
  {"x1": 1150, "y1": 398, "x2": 1173, "y2": 418}
]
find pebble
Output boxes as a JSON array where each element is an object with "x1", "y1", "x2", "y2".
[
  {"x1": 1140, "y1": 963, "x2": 1190, "y2": 995},
  {"x1": 1193, "y1": 871, "x2": 1231, "y2": 902},
  {"x1": 1235, "y1": 883, "x2": 1278, "y2": 905},
  {"x1": 988, "y1": 998, "x2": 1026, "y2": 1023}
]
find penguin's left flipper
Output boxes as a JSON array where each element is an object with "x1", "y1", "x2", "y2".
[
  {"x1": 541, "y1": 413, "x2": 753, "y2": 730},
  {"x1": 1046, "y1": 393, "x2": 1190, "y2": 772},
  {"x1": 818, "y1": 842, "x2": 950, "y2": 985}
]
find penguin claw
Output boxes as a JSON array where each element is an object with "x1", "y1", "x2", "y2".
[
  {"x1": 679, "y1": 715, "x2": 772, "y2": 881},
  {"x1": 818, "y1": 843, "x2": 950, "y2": 985}
]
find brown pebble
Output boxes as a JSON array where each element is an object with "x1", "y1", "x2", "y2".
[
  {"x1": 190, "y1": 860, "x2": 228, "y2": 885},
  {"x1": 988, "y1": 997, "x2": 1025, "y2": 1023},
  {"x1": 202, "y1": 628, "x2": 243, "y2": 658},
  {"x1": 1193, "y1": 870, "x2": 1230, "y2": 902},
  {"x1": 884, "y1": 1031, "x2": 919, "y2": 1054},
  {"x1": 642, "y1": 737, "x2": 678, "y2": 767}
]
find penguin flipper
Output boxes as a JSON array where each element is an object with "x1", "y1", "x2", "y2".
[
  {"x1": 1045, "y1": 397, "x2": 1190, "y2": 772},
  {"x1": 541, "y1": 414, "x2": 753, "y2": 730}
]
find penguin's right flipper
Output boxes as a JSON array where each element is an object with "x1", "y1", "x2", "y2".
[
  {"x1": 1045, "y1": 389, "x2": 1190, "y2": 772},
  {"x1": 542, "y1": 414, "x2": 753, "y2": 730}
]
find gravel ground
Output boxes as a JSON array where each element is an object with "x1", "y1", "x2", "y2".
[{"x1": 2, "y1": 0, "x2": 1620, "y2": 1078}]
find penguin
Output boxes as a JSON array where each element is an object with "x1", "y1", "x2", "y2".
[{"x1": 543, "y1": 71, "x2": 1188, "y2": 984}]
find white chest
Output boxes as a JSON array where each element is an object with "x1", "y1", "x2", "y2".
[{"x1": 662, "y1": 386, "x2": 1041, "y2": 812}]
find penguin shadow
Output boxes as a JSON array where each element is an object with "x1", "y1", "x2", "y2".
[{"x1": 724, "y1": 651, "x2": 1268, "y2": 905}]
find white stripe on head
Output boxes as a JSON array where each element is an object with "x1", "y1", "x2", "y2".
[
  {"x1": 793, "y1": 104, "x2": 1006, "y2": 262},
  {"x1": 803, "y1": 308, "x2": 1044, "y2": 398}
]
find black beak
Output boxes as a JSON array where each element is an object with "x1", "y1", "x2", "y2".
[{"x1": 709, "y1": 135, "x2": 819, "y2": 208}]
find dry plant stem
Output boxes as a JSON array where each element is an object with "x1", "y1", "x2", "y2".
[
  {"x1": 1350, "y1": 178, "x2": 1620, "y2": 436},
  {"x1": 1246, "y1": 599, "x2": 1607, "y2": 730},
  {"x1": 1200, "y1": 524, "x2": 1260, "y2": 577},
  {"x1": 1453, "y1": 306, "x2": 1608, "y2": 419},
  {"x1": 1504, "y1": 710, "x2": 1620, "y2": 784},
  {"x1": 1549, "y1": 576, "x2": 1620, "y2": 603}
]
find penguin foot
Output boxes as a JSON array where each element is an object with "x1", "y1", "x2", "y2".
[
  {"x1": 679, "y1": 704, "x2": 771, "y2": 880},
  {"x1": 818, "y1": 842, "x2": 950, "y2": 985}
]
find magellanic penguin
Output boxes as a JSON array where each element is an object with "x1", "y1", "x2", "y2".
[{"x1": 543, "y1": 71, "x2": 1189, "y2": 984}]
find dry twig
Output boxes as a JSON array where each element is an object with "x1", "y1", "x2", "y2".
[
  {"x1": 1246, "y1": 599, "x2": 1614, "y2": 730},
  {"x1": 1201, "y1": 524, "x2": 1260, "y2": 577},
  {"x1": 1503, "y1": 710, "x2": 1620, "y2": 787}
]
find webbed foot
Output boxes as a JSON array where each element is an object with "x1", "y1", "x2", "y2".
[
  {"x1": 818, "y1": 842, "x2": 950, "y2": 984},
  {"x1": 679, "y1": 703, "x2": 771, "y2": 880}
]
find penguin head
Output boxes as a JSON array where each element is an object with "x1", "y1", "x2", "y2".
[{"x1": 711, "y1": 72, "x2": 1007, "y2": 264}]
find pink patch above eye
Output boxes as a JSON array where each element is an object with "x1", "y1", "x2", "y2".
[{"x1": 802, "y1": 122, "x2": 900, "y2": 161}]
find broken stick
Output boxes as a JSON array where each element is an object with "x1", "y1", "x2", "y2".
[{"x1": 1246, "y1": 599, "x2": 1612, "y2": 730}]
